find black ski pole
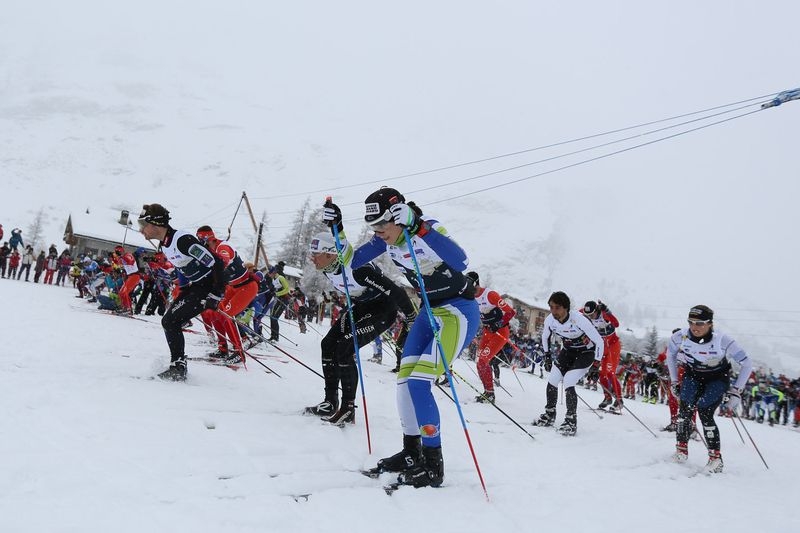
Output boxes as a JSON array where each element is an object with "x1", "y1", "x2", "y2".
[
  {"x1": 449, "y1": 368, "x2": 536, "y2": 441},
  {"x1": 728, "y1": 413, "x2": 746, "y2": 444},
  {"x1": 227, "y1": 311, "x2": 326, "y2": 380},
  {"x1": 733, "y1": 411, "x2": 769, "y2": 470},
  {"x1": 576, "y1": 392, "x2": 604, "y2": 419},
  {"x1": 597, "y1": 381, "x2": 658, "y2": 438}
]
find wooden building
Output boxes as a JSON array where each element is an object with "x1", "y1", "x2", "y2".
[{"x1": 63, "y1": 208, "x2": 157, "y2": 259}]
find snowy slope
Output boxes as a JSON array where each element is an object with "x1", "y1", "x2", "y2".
[
  {"x1": 1, "y1": 281, "x2": 796, "y2": 533},
  {"x1": 1, "y1": 2, "x2": 799, "y2": 372}
]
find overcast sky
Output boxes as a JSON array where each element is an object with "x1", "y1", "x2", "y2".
[{"x1": 2, "y1": 1, "x2": 798, "y2": 370}]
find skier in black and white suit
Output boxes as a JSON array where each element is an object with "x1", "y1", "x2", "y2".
[
  {"x1": 304, "y1": 202, "x2": 416, "y2": 426},
  {"x1": 534, "y1": 291, "x2": 604, "y2": 435},
  {"x1": 138, "y1": 203, "x2": 226, "y2": 382}
]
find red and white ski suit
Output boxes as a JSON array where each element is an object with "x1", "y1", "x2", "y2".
[{"x1": 474, "y1": 287, "x2": 516, "y2": 394}]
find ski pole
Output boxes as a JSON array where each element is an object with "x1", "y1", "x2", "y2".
[
  {"x1": 401, "y1": 227, "x2": 489, "y2": 500},
  {"x1": 465, "y1": 358, "x2": 512, "y2": 398},
  {"x1": 510, "y1": 366, "x2": 525, "y2": 392},
  {"x1": 328, "y1": 198, "x2": 372, "y2": 454},
  {"x1": 729, "y1": 413, "x2": 746, "y2": 444},
  {"x1": 733, "y1": 411, "x2": 769, "y2": 470},
  {"x1": 216, "y1": 310, "x2": 287, "y2": 377},
  {"x1": 226, "y1": 311, "x2": 326, "y2": 380},
  {"x1": 597, "y1": 381, "x2": 658, "y2": 438},
  {"x1": 448, "y1": 367, "x2": 536, "y2": 441},
  {"x1": 576, "y1": 392, "x2": 604, "y2": 419}
]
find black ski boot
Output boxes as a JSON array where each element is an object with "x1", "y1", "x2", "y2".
[
  {"x1": 304, "y1": 398, "x2": 338, "y2": 417},
  {"x1": 558, "y1": 414, "x2": 577, "y2": 436},
  {"x1": 598, "y1": 397, "x2": 612, "y2": 410},
  {"x1": 475, "y1": 391, "x2": 495, "y2": 403},
  {"x1": 325, "y1": 400, "x2": 356, "y2": 426},
  {"x1": 363, "y1": 435, "x2": 422, "y2": 477},
  {"x1": 157, "y1": 359, "x2": 187, "y2": 382},
  {"x1": 397, "y1": 446, "x2": 444, "y2": 488},
  {"x1": 533, "y1": 408, "x2": 556, "y2": 427}
]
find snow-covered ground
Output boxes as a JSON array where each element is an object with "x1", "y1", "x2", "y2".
[{"x1": 1, "y1": 279, "x2": 795, "y2": 533}]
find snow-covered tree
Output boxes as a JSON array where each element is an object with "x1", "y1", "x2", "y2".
[
  {"x1": 27, "y1": 207, "x2": 46, "y2": 251},
  {"x1": 642, "y1": 326, "x2": 659, "y2": 358}
]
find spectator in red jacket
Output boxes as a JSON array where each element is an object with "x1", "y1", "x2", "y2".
[{"x1": 7, "y1": 250, "x2": 21, "y2": 279}]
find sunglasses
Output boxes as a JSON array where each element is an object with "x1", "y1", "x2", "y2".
[{"x1": 687, "y1": 319, "x2": 711, "y2": 326}]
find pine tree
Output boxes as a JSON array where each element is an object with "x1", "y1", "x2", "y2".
[
  {"x1": 277, "y1": 199, "x2": 311, "y2": 268},
  {"x1": 643, "y1": 326, "x2": 659, "y2": 359},
  {"x1": 27, "y1": 208, "x2": 46, "y2": 251}
]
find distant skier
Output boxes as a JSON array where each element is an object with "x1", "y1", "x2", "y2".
[
  {"x1": 582, "y1": 300, "x2": 624, "y2": 413},
  {"x1": 534, "y1": 291, "x2": 604, "y2": 436},
  {"x1": 666, "y1": 305, "x2": 752, "y2": 473},
  {"x1": 466, "y1": 271, "x2": 516, "y2": 403}
]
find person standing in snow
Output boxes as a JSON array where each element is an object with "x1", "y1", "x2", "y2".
[
  {"x1": 465, "y1": 271, "x2": 516, "y2": 404},
  {"x1": 7, "y1": 249, "x2": 20, "y2": 279},
  {"x1": 534, "y1": 291, "x2": 604, "y2": 436},
  {"x1": 33, "y1": 251, "x2": 46, "y2": 283},
  {"x1": 137, "y1": 204, "x2": 225, "y2": 382},
  {"x1": 9, "y1": 228, "x2": 24, "y2": 252},
  {"x1": 353, "y1": 187, "x2": 480, "y2": 488},
  {"x1": 303, "y1": 206, "x2": 416, "y2": 427},
  {"x1": 0, "y1": 242, "x2": 9, "y2": 278},
  {"x1": 666, "y1": 305, "x2": 752, "y2": 473}
]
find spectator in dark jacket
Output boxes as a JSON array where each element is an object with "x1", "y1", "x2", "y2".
[
  {"x1": 0, "y1": 242, "x2": 9, "y2": 278},
  {"x1": 9, "y1": 228, "x2": 24, "y2": 251},
  {"x1": 33, "y1": 251, "x2": 46, "y2": 283}
]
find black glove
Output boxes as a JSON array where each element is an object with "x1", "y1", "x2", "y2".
[
  {"x1": 670, "y1": 382, "x2": 680, "y2": 397},
  {"x1": 204, "y1": 293, "x2": 222, "y2": 311},
  {"x1": 322, "y1": 202, "x2": 343, "y2": 232},
  {"x1": 591, "y1": 359, "x2": 601, "y2": 370},
  {"x1": 544, "y1": 355, "x2": 553, "y2": 372},
  {"x1": 488, "y1": 320, "x2": 505, "y2": 333},
  {"x1": 597, "y1": 301, "x2": 608, "y2": 312}
]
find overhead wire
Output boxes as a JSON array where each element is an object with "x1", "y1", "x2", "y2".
[{"x1": 247, "y1": 91, "x2": 779, "y2": 201}]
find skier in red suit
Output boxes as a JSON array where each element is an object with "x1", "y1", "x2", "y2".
[
  {"x1": 582, "y1": 300, "x2": 624, "y2": 413},
  {"x1": 466, "y1": 271, "x2": 516, "y2": 403},
  {"x1": 196, "y1": 226, "x2": 258, "y2": 363}
]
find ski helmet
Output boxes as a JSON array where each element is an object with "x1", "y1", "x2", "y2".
[
  {"x1": 688, "y1": 305, "x2": 713, "y2": 323},
  {"x1": 138, "y1": 204, "x2": 171, "y2": 227},
  {"x1": 583, "y1": 301, "x2": 598, "y2": 315},
  {"x1": 196, "y1": 225, "x2": 216, "y2": 243},
  {"x1": 309, "y1": 232, "x2": 337, "y2": 254},
  {"x1": 114, "y1": 245, "x2": 125, "y2": 255},
  {"x1": 465, "y1": 271, "x2": 479, "y2": 286},
  {"x1": 364, "y1": 187, "x2": 405, "y2": 226}
]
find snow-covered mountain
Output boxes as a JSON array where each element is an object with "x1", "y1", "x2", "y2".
[
  {"x1": 2, "y1": 1, "x2": 799, "y2": 372},
  {"x1": 1, "y1": 279, "x2": 796, "y2": 533}
]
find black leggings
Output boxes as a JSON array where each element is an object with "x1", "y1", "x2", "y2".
[
  {"x1": 321, "y1": 300, "x2": 398, "y2": 402},
  {"x1": 161, "y1": 283, "x2": 210, "y2": 363}
]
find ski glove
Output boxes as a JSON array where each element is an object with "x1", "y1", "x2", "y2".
[
  {"x1": 204, "y1": 293, "x2": 223, "y2": 311},
  {"x1": 389, "y1": 203, "x2": 419, "y2": 231},
  {"x1": 597, "y1": 301, "x2": 608, "y2": 312},
  {"x1": 670, "y1": 382, "x2": 680, "y2": 398},
  {"x1": 488, "y1": 320, "x2": 506, "y2": 333},
  {"x1": 721, "y1": 388, "x2": 741, "y2": 411},
  {"x1": 543, "y1": 355, "x2": 553, "y2": 372},
  {"x1": 322, "y1": 203, "x2": 343, "y2": 232}
]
